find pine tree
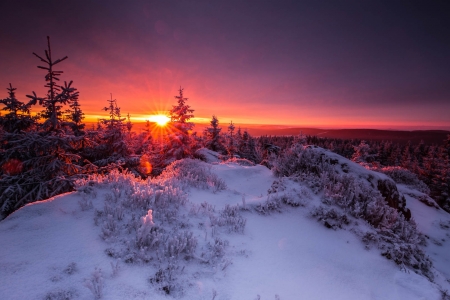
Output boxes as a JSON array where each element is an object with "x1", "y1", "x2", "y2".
[
  {"x1": 26, "y1": 36, "x2": 79, "y2": 132},
  {"x1": 0, "y1": 37, "x2": 94, "y2": 219},
  {"x1": 204, "y1": 115, "x2": 224, "y2": 152},
  {"x1": 0, "y1": 84, "x2": 35, "y2": 133},
  {"x1": 92, "y1": 94, "x2": 129, "y2": 164},
  {"x1": 432, "y1": 138, "x2": 450, "y2": 211},
  {"x1": 126, "y1": 113, "x2": 133, "y2": 134},
  {"x1": 351, "y1": 140, "x2": 373, "y2": 164},
  {"x1": 388, "y1": 145, "x2": 402, "y2": 166},
  {"x1": 226, "y1": 121, "x2": 237, "y2": 157},
  {"x1": 64, "y1": 91, "x2": 85, "y2": 135},
  {"x1": 238, "y1": 130, "x2": 257, "y2": 161},
  {"x1": 401, "y1": 141, "x2": 412, "y2": 169},
  {"x1": 169, "y1": 87, "x2": 194, "y2": 134},
  {"x1": 235, "y1": 127, "x2": 243, "y2": 155},
  {"x1": 166, "y1": 87, "x2": 195, "y2": 161}
]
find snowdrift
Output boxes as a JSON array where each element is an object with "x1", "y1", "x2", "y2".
[{"x1": 0, "y1": 153, "x2": 449, "y2": 300}]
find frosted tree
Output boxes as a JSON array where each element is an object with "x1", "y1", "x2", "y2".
[
  {"x1": 64, "y1": 90, "x2": 85, "y2": 135},
  {"x1": 226, "y1": 121, "x2": 237, "y2": 157},
  {"x1": 235, "y1": 127, "x2": 243, "y2": 154},
  {"x1": 351, "y1": 140, "x2": 372, "y2": 164},
  {"x1": 126, "y1": 113, "x2": 133, "y2": 134},
  {"x1": 166, "y1": 87, "x2": 195, "y2": 161},
  {"x1": 400, "y1": 141, "x2": 412, "y2": 169},
  {"x1": 26, "y1": 36, "x2": 79, "y2": 132},
  {"x1": 0, "y1": 37, "x2": 94, "y2": 219},
  {"x1": 204, "y1": 115, "x2": 224, "y2": 152},
  {"x1": 0, "y1": 84, "x2": 35, "y2": 133},
  {"x1": 101, "y1": 94, "x2": 125, "y2": 131},
  {"x1": 388, "y1": 145, "x2": 402, "y2": 166},
  {"x1": 169, "y1": 87, "x2": 194, "y2": 133},
  {"x1": 89, "y1": 95, "x2": 129, "y2": 166},
  {"x1": 430, "y1": 141, "x2": 450, "y2": 211},
  {"x1": 238, "y1": 130, "x2": 257, "y2": 161}
]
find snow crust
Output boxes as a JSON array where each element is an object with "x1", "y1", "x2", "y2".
[{"x1": 0, "y1": 159, "x2": 448, "y2": 299}]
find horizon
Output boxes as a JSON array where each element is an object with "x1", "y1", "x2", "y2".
[
  {"x1": 1, "y1": 1, "x2": 449, "y2": 130},
  {"x1": 85, "y1": 120, "x2": 450, "y2": 133}
]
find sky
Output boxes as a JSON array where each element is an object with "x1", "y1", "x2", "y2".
[{"x1": 0, "y1": 0, "x2": 449, "y2": 130}]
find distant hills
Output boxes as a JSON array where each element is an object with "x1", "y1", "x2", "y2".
[
  {"x1": 243, "y1": 127, "x2": 450, "y2": 144},
  {"x1": 90, "y1": 122, "x2": 450, "y2": 144}
]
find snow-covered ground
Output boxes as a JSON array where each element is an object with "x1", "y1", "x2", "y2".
[{"x1": 1, "y1": 157, "x2": 449, "y2": 300}]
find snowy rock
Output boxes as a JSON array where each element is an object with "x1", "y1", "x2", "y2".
[
  {"x1": 194, "y1": 147, "x2": 224, "y2": 163},
  {"x1": 306, "y1": 145, "x2": 410, "y2": 218}
]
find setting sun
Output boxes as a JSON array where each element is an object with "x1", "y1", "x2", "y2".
[{"x1": 148, "y1": 114, "x2": 170, "y2": 126}]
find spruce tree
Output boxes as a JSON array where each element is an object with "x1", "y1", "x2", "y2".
[
  {"x1": 226, "y1": 121, "x2": 237, "y2": 157},
  {"x1": 64, "y1": 90, "x2": 85, "y2": 135},
  {"x1": 351, "y1": 140, "x2": 372, "y2": 164},
  {"x1": 205, "y1": 115, "x2": 224, "y2": 152},
  {"x1": 27, "y1": 36, "x2": 79, "y2": 132},
  {"x1": 0, "y1": 37, "x2": 93, "y2": 218},
  {"x1": 166, "y1": 87, "x2": 195, "y2": 161},
  {"x1": 0, "y1": 84, "x2": 35, "y2": 133},
  {"x1": 169, "y1": 87, "x2": 194, "y2": 134},
  {"x1": 90, "y1": 94, "x2": 129, "y2": 165},
  {"x1": 126, "y1": 113, "x2": 133, "y2": 134},
  {"x1": 239, "y1": 130, "x2": 257, "y2": 161}
]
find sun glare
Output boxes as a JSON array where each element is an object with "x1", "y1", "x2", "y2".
[{"x1": 149, "y1": 115, "x2": 170, "y2": 126}]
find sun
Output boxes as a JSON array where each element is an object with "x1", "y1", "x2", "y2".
[{"x1": 149, "y1": 114, "x2": 170, "y2": 126}]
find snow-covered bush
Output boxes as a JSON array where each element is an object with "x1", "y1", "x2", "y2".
[
  {"x1": 311, "y1": 206, "x2": 350, "y2": 230},
  {"x1": 259, "y1": 179, "x2": 310, "y2": 213},
  {"x1": 271, "y1": 144, "x2": 335, "y2": 178},
  {"x1": 149, "y1": 258, "x2": 183, "y2": 296},
  {"x1": 100, "y1": 214, "x2": 119, "y2": 240},
  {"x1": 78, "y1": 193, "x2": 93, "y2": 211},
  {"x1": 135, "y1": 209, "x2": 157, "y2": 248},
  {"x1": 272, "y1": 142, "x2": 433, "y2": 277},
  {"x1": 164, "y1": 230, "x2": 198, "y2": 258},
  {"x1": 378, "y1": 166, "x2": 430, "y2": 194},
  {"x1": 44, "y1": 289, "x2": 76, "y2": 300},
  {"x1": 156, "y1": 159, "x2": 226, "y2": 192},
  {"x1": 189, "y1": 201, "x2": 215, "y2": 217},
  {"x1": 216, "y1": 204, "x2": 246, "y2": 233},
  {"x1": 84, "y1": 268, "x2": 104, "y2": 299},
  {"x1": 207, "y1": 237, "x2": 229, "y2": 260},
  {"x1": 74, "y1": 158, "x2": 245, "y2": 294},
  {"x1": 255, "y1": 196, "x2": 283, "y2": 214}
]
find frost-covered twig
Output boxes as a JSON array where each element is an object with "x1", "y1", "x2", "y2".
[{"x1": 84, "y1": 268, "x2": 104, "y2": 299}]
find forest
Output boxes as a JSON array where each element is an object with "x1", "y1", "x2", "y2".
[{"x1": 0, "y1": 37, "x2": 449, "y2": 221}]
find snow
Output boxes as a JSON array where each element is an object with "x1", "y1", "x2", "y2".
[
  {"x1": 195, "y1": 148, "x2": 223, "y2": 164},
  {"x1": 402, "y1": 184, "x2": 450, "y2": 288},
  {"x1": 306, "y1": 145, "x2": 391, "y2": 182},
  {"x1": 0, "y1": 159, "x2": 449, "y2": 299}
]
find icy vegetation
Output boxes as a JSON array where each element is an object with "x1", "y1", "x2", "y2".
[
  {"x1": 272, "y1": 145, "x2": 431, "y2": 277},
  {"x1": 74, "y1": 161, "x2": 232, "y2": 296},
  {"x1": 1, "y1": 150, "x2": 450, "y2": 299}
]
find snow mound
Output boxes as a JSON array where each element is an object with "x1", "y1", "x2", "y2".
[
  {"x1": 0, "y1": 158, "x2": 448, "y2": 299},
  {"x1": 297, "y1": 145, "x2": 409, "y2": 216}
]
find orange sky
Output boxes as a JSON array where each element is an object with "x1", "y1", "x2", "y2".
[{"x1": 1, "y1": 1, "x2": 450, "y2": 130}]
